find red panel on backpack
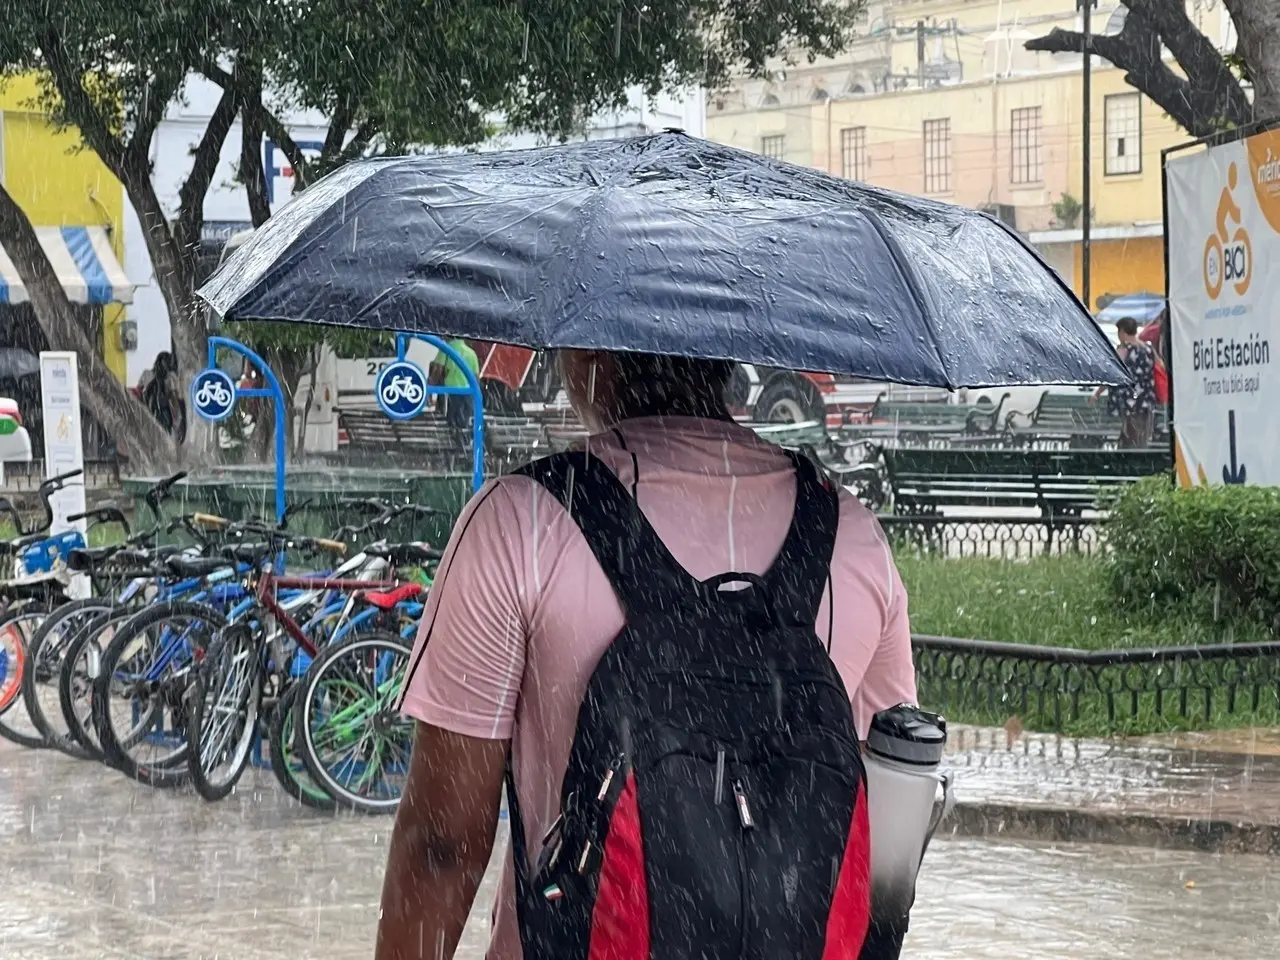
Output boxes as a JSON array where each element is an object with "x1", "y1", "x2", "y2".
[
  {"x1": 821, "y1": 779, "x2": 872, "y2": 958},
  {"x1": 587, "y1": 772, "x2": 650, "y2": 960}
]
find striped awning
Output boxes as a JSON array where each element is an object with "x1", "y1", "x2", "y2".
[{"x1": 0, "y1": 226, "x2": 134, "y2": 305}]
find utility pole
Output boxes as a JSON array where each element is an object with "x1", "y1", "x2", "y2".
[
  {"x1": 917, "y1": 21, "x2": 925, "y2": 86},
  {"x1": 1079, "y1": 0, "x2": 1097, "y2": 312}
]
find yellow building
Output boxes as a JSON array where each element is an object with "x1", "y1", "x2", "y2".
[
  {"x1": 0, "y1": 74, "x2": 132, "y2": 379},
  {"x1": 707, "y1": 0, "x2": 1236, "y2": 311}
]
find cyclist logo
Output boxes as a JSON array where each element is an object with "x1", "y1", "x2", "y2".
[
  {"x1": 375, "y1": 360, "x2": 429, "y2": 420},
  {"x1": 190, "y1": 368, "x2": 237, "y2": 422},
  {"x1": 1204, "y1": 162, "x2": 1253, "y2": 300}
]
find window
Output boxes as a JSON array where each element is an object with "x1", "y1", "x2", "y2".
[
  {"x1": 841, "y1": 127, "x2": 867, "y2": 181},
  {"x1": 923, "y1": 119, "x2": 951, "y2": 193},
  {"x1": 1105, "y1": 93, "x2": 1142, "y2": 175},
  {"x1": 1010, "y1": 106, "x2": 1042, "y2": 184},
  {"x1": 760, "y1": 135, "x2": 786, "y2": 160}
]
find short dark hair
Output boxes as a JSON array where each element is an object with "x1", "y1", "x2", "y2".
[
  {"x1": 1115, "y1": 316, "x2": 1139, "y2": 336},
  {"x1": 608, "y1": 352, "x2": 736, "y2": 420}
]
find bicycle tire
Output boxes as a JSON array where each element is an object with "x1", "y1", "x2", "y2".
[
  {"x1": 267, "y1": 681, "x2": 337, "y2": 811},
  {"x1": 92, "y1": 600, "x2": 226, "y2": 787},
  {"x1": 0, "y1": 605, "x2": 30, "y2": 717},
  {"x1": 295, "y1": 632, "x2": 414, "y2": 814},
  {"x1": 59, "y1": 608, "x2": 134, "y2": 763},
  {"x1": 23, "y1": 597, "x2": 118, "y2": 759},
  {"x1": 0, "y1": 603, "x2": 54, "y2": 748},
  {"x1": 186, "y1": 624, "x2": 263, "y2": 802}
]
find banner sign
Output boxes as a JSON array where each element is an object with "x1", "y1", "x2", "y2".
[{"x1": 1167, "y1": 128, "x2": 1279, "y2": 486}]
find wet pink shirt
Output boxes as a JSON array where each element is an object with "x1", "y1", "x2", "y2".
[{"x1": 399, "y1": 416, "x2": 916, "y2": 959}]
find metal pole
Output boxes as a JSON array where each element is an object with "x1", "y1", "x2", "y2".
[{"x1": 1080, "y1": 0, "x2": 1095, "y2": 313}]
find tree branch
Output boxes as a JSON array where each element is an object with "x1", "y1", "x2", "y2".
[
  {"x1": 1026, "y1": 2, "x2": 1251, "y2": 137},
  {"x1": 37, "y1": 28, "x2": 128, "y2": 174},
  {"x1": 321, "y1": 96, "x2": 354, "y2": 162},
  {"x1": 127, "y1": 69, "x2": 184, "y2": 162},
  {"x1": 173, "y1": 84, "x2": 240, "y2": 254},
  {"x1": 1223, "y1": 0, "x2": 1280, "y2": 122},
  {"x1": 336, "y1": 118, "x2": 378, "y2": 165},
  {"x1": 240, "y1": 102, "x2": 272, "y2": 227},
  {"x1": 258, "y1": 109, "x2": 311, "y2": 191}
]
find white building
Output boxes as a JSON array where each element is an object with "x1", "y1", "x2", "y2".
[{"x1": 123, "y1": 78, "x2": 706, "y2": 386}]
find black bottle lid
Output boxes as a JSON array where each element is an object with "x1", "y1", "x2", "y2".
[{"x1": 867, "y1": 703, "x2": 947, "y2": 766}]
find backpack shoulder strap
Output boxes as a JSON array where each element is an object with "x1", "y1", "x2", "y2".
[
  {"x1": 515, "y1": 451, "x2": 700, "y2": 614},
  {"x1": 759, "y1": 451, "x2": 840, "y2": 627}
]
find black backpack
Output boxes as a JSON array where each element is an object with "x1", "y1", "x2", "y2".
[{"x1": 507, "y1": 449, "x2": 871, "y2": 959}]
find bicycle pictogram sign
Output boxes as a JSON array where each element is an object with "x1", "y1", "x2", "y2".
[
  {"x1": 190, "y1": 368, "x2": 237, "y2": 422},
  {"x1": 375, "y1": 360, "x2": 429, "y2": 420},
  {"x1": 1204, "y1": 161, "x2": 1253, "y2": 300}
]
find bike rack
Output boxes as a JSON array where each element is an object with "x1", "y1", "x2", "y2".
[
  {"x1": 393, "y1": 333, "x2": 486, "y2": 494},
  {"x1": 203, "y1": 336, "x2": 288, "y2": 522}
]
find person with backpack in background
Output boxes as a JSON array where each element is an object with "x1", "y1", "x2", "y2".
[
  {"x1": 378, "y1": 349, "x2": 918, "y2": 960},
  {"x1": 138, "y1": 350, "x2": 187, "y2": 444}
]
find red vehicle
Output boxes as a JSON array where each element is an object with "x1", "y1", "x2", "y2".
[{"x1": 473, "y1": 344, "x2": 862, "y2": 425}]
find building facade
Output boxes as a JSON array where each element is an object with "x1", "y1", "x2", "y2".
[
  {"x1": 706, "y1": 0, "x2": 1238, "y2": 311},
  {"x1": 0, "y1": 74, "x2": 133, "y2": 380}
]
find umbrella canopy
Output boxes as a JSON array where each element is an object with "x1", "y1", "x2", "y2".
[{"x1": 198, "y1": 132, "x2": 1129, "y2": 388}]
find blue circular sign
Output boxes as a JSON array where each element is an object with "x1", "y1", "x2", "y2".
[
  {"x1": 190, "y1": 368, "x2": 237, "y2": 423},
  {"x1": 375, "y1": 360, "x2": 429, "y2": 420}
]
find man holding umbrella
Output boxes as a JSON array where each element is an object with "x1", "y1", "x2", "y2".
[{"x1": 195, "y1": 132, "x2": 1133, "y2": 960}]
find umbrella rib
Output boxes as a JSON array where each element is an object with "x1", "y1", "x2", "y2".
[{"x1": 859, "y1": 206, "x2": 955, "y2": 390}]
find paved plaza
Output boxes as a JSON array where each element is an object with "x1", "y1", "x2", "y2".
[{"x1": 3, "y1": 740, "x2": 1279, "y2": 959}]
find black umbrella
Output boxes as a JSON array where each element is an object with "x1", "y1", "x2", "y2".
[{"x1": 198, "y1": 132, "x2": 1128, "y2": 388}]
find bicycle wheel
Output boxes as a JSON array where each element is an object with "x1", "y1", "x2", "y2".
[
  {"x1": 186, "y1": 624, "x2": 263, "y2": 802},
  {"x1": 0, "y1": 603, "x2": 54, "y2": 748},
  {"x1": 23, "y1": 597, "x2": 118, "y2": 759},
  {"x1": 92, "y1": 600, "x2": 225, "y2": 787},
  {"x1": 267, "y1": 680, "x2": 337, "y2": 811},
  {"x1": 295, "y1": 632, "x2": 414, "y2": 814},
  {"x1": 59, "y1": 608, "x2": 134, "y2": 763}
]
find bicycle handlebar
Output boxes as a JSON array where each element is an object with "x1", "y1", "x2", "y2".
[{"x1": 192, "y1": 512, "x2": 232, "y2": 529}]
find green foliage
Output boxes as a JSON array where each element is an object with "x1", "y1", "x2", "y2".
[
  {"x1": 1051, "y1": 192, "x2": 1082, "y2": 229},
  {"x1": 1106, "y1": 477, "x2": 1280, "y2": 631},
  {"x1": 896, "y1": 552, "x2": 1270, "y2": 651}
]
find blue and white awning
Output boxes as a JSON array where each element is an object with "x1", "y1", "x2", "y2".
[{"x1": 0, "y1": 226, "x2": 134, "y2": 305}]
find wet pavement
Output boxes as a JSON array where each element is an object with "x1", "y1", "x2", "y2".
[
  {"x1": 947, "y1": 725, "x2": 1280, "y2": 828},
  {"x1": 4, "y1": 740, "x2": 1280, "y2": 958}
]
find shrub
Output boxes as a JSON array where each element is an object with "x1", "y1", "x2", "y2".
[{"x1": 1105, "y1": 477, "x2": 1280, "y2": 630}]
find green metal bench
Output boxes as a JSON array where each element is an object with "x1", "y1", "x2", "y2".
[
  {"x1": 1005, "y1": 392, "x2": 1119, "y2": 446},
  {"x1": 882, "y1": 447, "x2": 1172, "y2": 518}
]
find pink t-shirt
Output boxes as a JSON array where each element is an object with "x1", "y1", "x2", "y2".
[{"x1": 399, "y1": 416, "x2": 916, "y2": 959}]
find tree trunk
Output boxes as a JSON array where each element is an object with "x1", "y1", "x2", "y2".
[
  {"x1": 1226, "y1": 0, "x2": 1280, "y2": 123},
  {"x1": 0, "y1": 184, "x2": 177, "y2": 470},
  {"x1": 118, "y1": 161, "x2": 206, "y2": 403}
]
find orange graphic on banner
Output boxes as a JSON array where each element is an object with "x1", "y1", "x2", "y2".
[
  {"x1": 1204, "y1": 162, "x2": 1252, "y2": 299},
  {"x1": 1247, "y1": 128, "x2": 1280, "y2": 234}
]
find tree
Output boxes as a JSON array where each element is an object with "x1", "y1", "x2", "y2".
[
  {"x1": 1025, "y1": 0, "x2": 1280, "y2": 138},
  {"x1": 1, "y1": 0, "x2": 862, "y2": 463}
]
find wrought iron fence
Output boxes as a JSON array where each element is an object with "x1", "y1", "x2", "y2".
[
  {"x1": 882, "y1": 515, "x2": 1104, "y2": 558},
  {"x1": 913, "y1": 634, "x2": 1280, "y2": 733}
]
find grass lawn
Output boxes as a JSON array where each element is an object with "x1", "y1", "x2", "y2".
[
  {"x1": 893, "y1": 553, "x2": 1279, "y2": 737},
  {"x1": 895, "y1": 553, "x2": 1273, "y2": 649}
]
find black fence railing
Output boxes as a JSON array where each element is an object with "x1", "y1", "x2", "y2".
[
  {"x1": 912, "y1": 634, "x2": 1280, "y2": 733},
  {"x1": 882, "y1": 516, "x2": 1104, "y2": 558}
]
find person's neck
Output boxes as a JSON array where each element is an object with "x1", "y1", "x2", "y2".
[{"x1": 603, "y1": 396, "x2": 733, "y2": 427}]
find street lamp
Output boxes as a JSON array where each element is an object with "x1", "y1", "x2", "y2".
[{"x1": 1080, "y1": 0, "x2": 1098, "y2": 313}]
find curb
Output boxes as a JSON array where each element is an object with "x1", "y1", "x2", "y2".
[{"x1": 946, "y1": 801, "x2": 1280, "y2": 856}]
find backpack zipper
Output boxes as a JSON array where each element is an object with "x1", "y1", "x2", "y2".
[{"x1": 732, "y1": 774, "x2": 753, "y2": 958}]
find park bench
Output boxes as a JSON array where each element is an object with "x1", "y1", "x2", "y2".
[
  {"x1": 882, "y1": 447, "x2": 1171, "y2": 519},
  {"x1": 838, "y1": 393, "x2": 1008, "y2": 447},
  {"x1": 1005, "y1": 392, "x2": 1119, "y2": 447},
  {"x1": 338, "y1": 408, "x2": 555, "y2": 471}
]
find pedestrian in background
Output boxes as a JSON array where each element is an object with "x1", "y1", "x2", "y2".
[
  {"x1": 1092, "y1": 317, "x2": 1156, "y2": 447},
  {"x1": 139, "y1": 351, "x2": 187, "y2": 444}
]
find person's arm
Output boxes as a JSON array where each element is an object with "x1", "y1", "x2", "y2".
[
  {"x1": 378, "y1": 478, "x2": 532, "y2": 959},
  {"x1": 377, "y1": 724, "x2": 507, "y2": 960},
  {"x1": 851, "y1": 552, "x2": 917, "y2": 736}
]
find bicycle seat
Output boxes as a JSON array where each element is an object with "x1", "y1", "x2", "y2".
[
  {"x1": 0, "y1": 532, "x2": 45, "y2": 557},
  {"x1": 166, "y1": 555, "x2": 233, "y2": 579},
  {"x1": 67, "y1": 545, "x2": 122, "y2": 572},
  {"x1": 362, "y1": 582, "x2": 425, "y2": 610},
  {"x1": 368, "y1": 542, "x2": 443, "y2": 566},
  {"x1": 223, "y1": 542, "x2": 274, "y2": 564}
]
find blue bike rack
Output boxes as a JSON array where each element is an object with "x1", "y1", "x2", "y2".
[
  {"x1": 193, "y1": 336, "x2": 288, "y2": 523},
  {"x1": 391, "y1": 333, "x2": 486, "y2": 494}
]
